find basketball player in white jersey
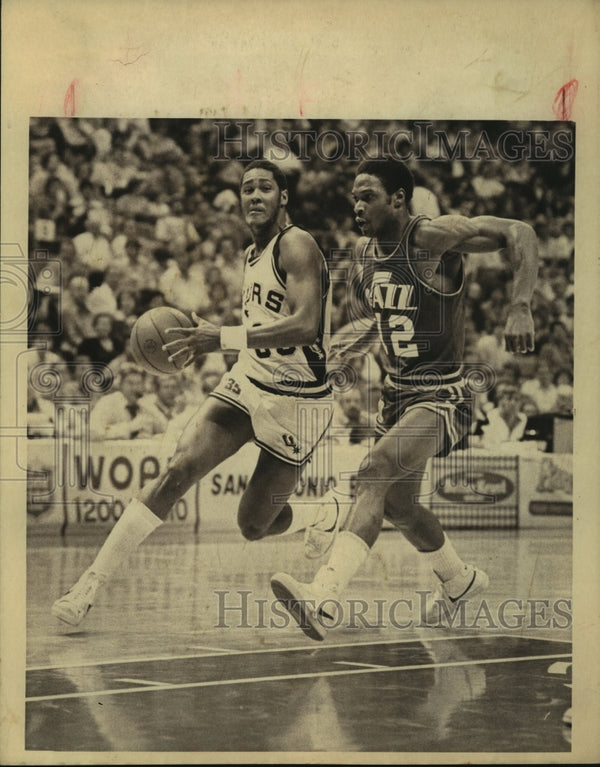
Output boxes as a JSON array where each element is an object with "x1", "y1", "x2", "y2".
[{"x1": 52, "y1": 160, "x2": 333, "y2": 627}]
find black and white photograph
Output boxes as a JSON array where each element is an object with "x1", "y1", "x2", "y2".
[{"x1": 1, "y1": 2, "x2": 599, "y2": 765}]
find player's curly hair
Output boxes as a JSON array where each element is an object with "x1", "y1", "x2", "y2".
[
  {"x1": 356, "y1": 157, "x2": 414, "y2": 202},
  {"x1": 241, "y1": 159, "x2": 288, "y2": 192}
]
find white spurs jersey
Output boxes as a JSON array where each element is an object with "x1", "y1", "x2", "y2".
[{"x1": 238, "y1": 225, "x2": 331, "y2": 398}]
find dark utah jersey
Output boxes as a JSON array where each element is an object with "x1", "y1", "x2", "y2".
[{"x1": 359, "y1": 215, "x2": 466, "y2": 386}]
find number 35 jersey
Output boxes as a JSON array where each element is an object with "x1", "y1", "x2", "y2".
[
  {"x1": 237, "y1": 225, "x2": 332, "y2": 397},
  {"x1": 359, "y1": 215, "x2": 466, "y2": 387}
]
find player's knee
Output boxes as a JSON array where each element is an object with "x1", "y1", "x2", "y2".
[
  {"x1": 238, "y1": 520, "x2": 267, "y2": 541},
  {"x1": 358, "y1": 452, "x2": 401, "y2": 485}
]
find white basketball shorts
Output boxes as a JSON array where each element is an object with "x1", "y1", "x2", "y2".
[{"x1": 210, "y1": 362, "x2": 333, "y2": 466}]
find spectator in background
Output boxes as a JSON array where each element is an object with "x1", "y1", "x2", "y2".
[
  {"x1": 534, "y1": 216, "x2": 552, "y2": 263},
  {"x1": 559, "y1": 293, "x2": 574, "y2": 335},
  {"x1": 179, "y1": 352, "x2": 228, "y2": 411},
  {"x1": 72, "y1": 213, "x2": 113, "y2": 275},
  {"x1": 137, "y1": 289, "x2": 168, "y2": 315},
  {"x1": 158, "y1": 242, "x2": 211, "y2": 315},
  {"x1": 554, "y1": 384, "x2": 574, "y2": 417},
  {"x1": 471, "y1": 160, "x2": 506, "y2": 203},
  {"x1": 56, "y1": 238, "x2": 79, "y2": 283},
  {"x1": 29, "y1": 151, "x2": 80, "y2": 203},
  {"x1": 464, "y1": 278, "x2": 487, "y2": 334},
  {"x1": 474, "y1": 319, "x2": 514, "y2": 372},
  {"x1": 520, "y1": 359, "x2": 558, "y2": 414},
  {"x1": 205, "y1": 278, "x2": 238, "y2": 326},
  {"x1": 331, "y1": 387, "x2": 375, "y2": 445},
  {"x1": 31, "y1": 176, "x2": 70, "y2": 244},
  {"x1": 155, "y1": 198, "x2": 201, "y2": 248},
  {"x1": 27, "y1": 379, "x2": 56, "y2": 438},
  {"x1": 60, "y1": 274, "x2": 95, "y2": 359},
  {"x1": 112, "y1": 239, "x2": 164, "y2": 293},
  {"x1": 27, "y1": 321, "x2": 63, "y2": 401},
  {"x1": 479, "y1": 286, "x2": 507, "y2": 330},
  {"x1": 214, "y1": 235, "x2": 244, "y2": 301},
  {"x1": 410, "y1": 182, "x2": 441, "y2": 219},
  {"x1": 554, "y1": 367, "x2": 573, "y2": 387},
  {"x1": 545, "y1": 219, "x2": 573, "y2": 266},
  {"x1": 86, "y1": 270, "x2": 119, "y2": 317},
  {"x1": 77, "y1": 312, "x2": 124, "y2": 366},
  {"x1": 498, "y1": 360, "x2": 522, "y2": 388},
  {"x1": 90, "y1": 364, "x2": 165, "y2": 440},
  {"x1": 549, "y1": 272, "x2": 573, "y2": 320},
  {"x1": 138, "y1": 376, "x2": 182, "y2": 433},
  {"x1": 476, "y1": 382, "x2": 529, "y2": 450},
  {"x1": 107, "y1": 335, "x2": 138, "y2": 380},
  {"x1": 69, "y1": 179, "x2": 110, "y2": 238},
  {"x1": 112, "y1": 288, "x2": 140, "y2": 347},
  {"x1": 344, "y1": 345, "x2": 384, "y2": 417},
  {"x1": 90, "y1": 143, "x2": 141, "y2": 198},
  {"x1": 110, "y1": 218, "x2": 140, "y2": 267},
  {"x1": 537, "y1": 320, "x2": 573, "y2": 373}
]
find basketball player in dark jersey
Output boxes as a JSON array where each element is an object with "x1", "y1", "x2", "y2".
[
  {"x1": 52, "y1": 160, "x2": 333, "y2": 627},
  {"x1": 272, "y1": 156, "x2": 538, "y2": 640}
]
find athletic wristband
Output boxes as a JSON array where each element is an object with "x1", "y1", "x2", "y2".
[{"x1": 220, "y1": 325, "x2": 247, "y2": 350}]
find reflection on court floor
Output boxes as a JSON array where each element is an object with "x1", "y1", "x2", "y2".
[{"x1": 26, "y1": 529, "x2": 572, "y2": 753}]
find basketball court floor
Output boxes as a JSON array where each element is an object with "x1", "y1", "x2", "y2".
[{"x1": 26, "y1": 527, "x2": 572, "y2": 755}]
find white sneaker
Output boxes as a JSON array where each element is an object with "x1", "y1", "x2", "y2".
[
  {"x1": 304, "y1": 497, "x2": 342, "y2": 559},
  {"x1": 271, "y1": 571, "x2": 337, "y2": 641},
  {"x1": 51, "y1": 569, "x2": 103, "y2": 626},
  {"x1": 421, "y1": 566, "x2": 489, "y2": 625}
]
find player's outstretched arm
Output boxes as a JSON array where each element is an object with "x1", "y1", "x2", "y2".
[{"x1": 418, "y1": 214, "x2": 539, "y2": 354}]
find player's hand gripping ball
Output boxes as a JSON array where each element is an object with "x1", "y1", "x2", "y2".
[{"x1": 130, "y1": 307, "x2": 193, "y2": 374}]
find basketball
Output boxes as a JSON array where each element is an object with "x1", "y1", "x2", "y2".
[{"x1": 130, "y1": 307, "x2": 193, "y2": 375}]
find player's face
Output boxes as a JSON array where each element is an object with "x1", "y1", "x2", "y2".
[
  {"x1": 351, "y1": 174, "x2": 395, "y2": 236},
  {"x1": 240, "y1": 169, "x2": 287, "y2": 229}
]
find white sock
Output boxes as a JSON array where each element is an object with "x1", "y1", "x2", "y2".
[
  {"x1": 314, "y1": 530, "x2": 371, "y2": 595},
  {"x1": 284, "y1": 489, "x2": 341, "y2": 535},
  {"x1": 421, "y1": 534, "x2": 470, "y2": 584},
  {"x1": 90, "y1": 498, "x2": 162, "y2": 581}
]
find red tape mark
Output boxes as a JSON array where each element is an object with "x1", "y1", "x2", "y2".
[
  {"x1": 552, "y1": 79, "x2": 578, "y2": 120},
  {"x1": 63, "y1": 79, "x2": 79, "y2": 117}
]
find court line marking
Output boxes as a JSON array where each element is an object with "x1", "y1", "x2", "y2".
[
  {"x1": 26, "y1": 633, "x2": 490, "y2": 671},
  {"x1": 498, "y1": 633, "x2": 572, "y2": 644},
  {"x1": 188, "y1": 645, "x2": 238, "y2": 653},
  {"x1": 114, "y1": 678, "x2": 170, "y2": 687},
  {"x1": 333, "y1": 661, "x2": 388, "y2": 669},
  {"x1": 26, "y1": 652, "x2": 571, "y2": 703}
]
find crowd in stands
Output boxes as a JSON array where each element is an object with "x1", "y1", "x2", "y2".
[{"x1": 27, "y1": 118, "x2": 574, "y2": 451}]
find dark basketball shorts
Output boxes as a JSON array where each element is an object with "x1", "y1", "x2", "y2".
[{"x1": 375, "y1": 376, "x2": 472, "y2": 458}]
